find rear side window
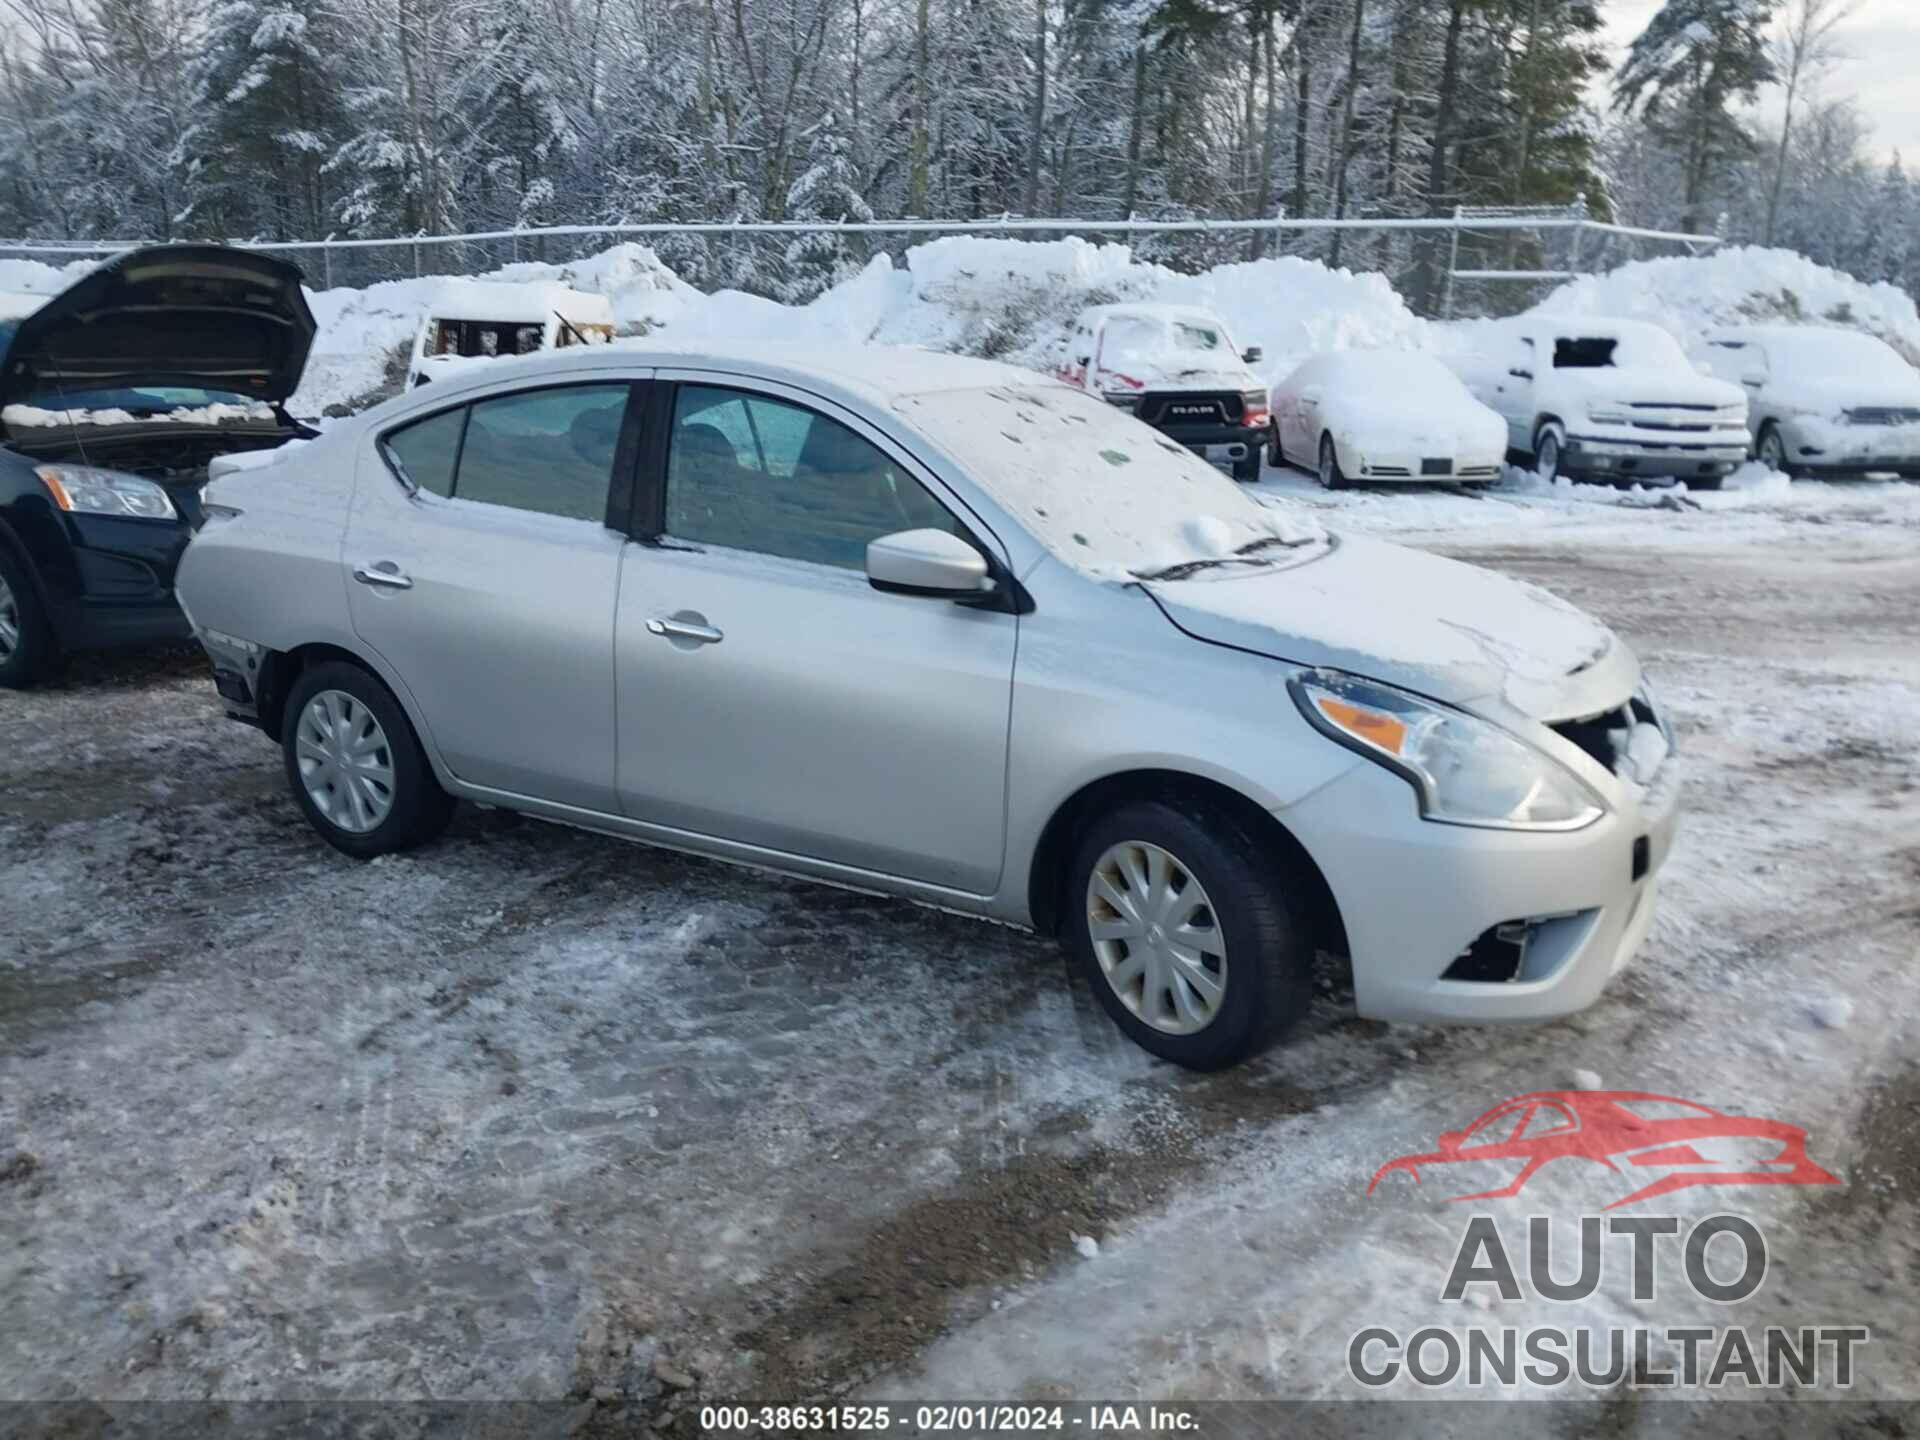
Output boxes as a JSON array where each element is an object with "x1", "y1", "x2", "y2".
[
  {"x1": 383, "y1": 407, "x2": 463, "y2": 498},
  {"x1": 380, "y1": 382, "x2": 632, "y2": 522},
  {"x1": 1554, "y1": 337, "x2": 1618, "y2": 369},
  {"x1": 458, "y1": 385, "x2": 629, "y2": 522}
]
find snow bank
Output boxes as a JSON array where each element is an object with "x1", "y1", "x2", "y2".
[{"x1": 1532, "y1": 245, "x2": 1920, "y2": 365}]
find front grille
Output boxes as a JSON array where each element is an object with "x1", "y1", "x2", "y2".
[
  {"x1": 1137, "y1": 391, "x2": 1244, "y2": 426},
  {"x1": 1550, "y1": 694, "x2": 1661, "y2": 775},
  {"x1": 1370, "y1": 465, "x2": 1411, "y2": 477},
  {"x1": 1847, "y1": 406, "x2": 1920, "y2": 426},
  {"x1": 1420, "y1": 457, "x2": 1452, "y2": 476}
]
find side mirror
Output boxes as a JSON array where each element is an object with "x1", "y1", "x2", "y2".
[
  {"x1": 1508, "y1": 367, "x2": 1534, "y2": 381},
  {"x1": 1300, "y1": 386, "x2": 1324, "y2": 405},
  {"x1": 1075, "y1": 354, "x2": 1091, "y2": 367},
  {"x1": 867, "y1": 528, "x2": 991, "y2": 598},
  {"x1": 1242, "y1": 346, "x2": 1264, "y2": 364},
  {"x1": 1741, "y1": 371, "x2": 1766, "y2": 388}
]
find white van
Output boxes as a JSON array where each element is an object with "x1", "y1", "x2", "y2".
[{"x1": 405, "y1": 281, "x2": 614, "y2": 388}]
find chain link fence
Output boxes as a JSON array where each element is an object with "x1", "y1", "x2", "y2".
[{"x1": 2, "y1": 209, "x2": 1720, "y2": 317}]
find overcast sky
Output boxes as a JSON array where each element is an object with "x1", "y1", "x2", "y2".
[{"x1": 1601, "y1": 0, "x2": 1920, "y2": 163}]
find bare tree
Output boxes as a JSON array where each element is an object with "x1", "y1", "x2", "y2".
[{"x1": 1764, "y1": 0, "x2": 1855, "y2": 245}]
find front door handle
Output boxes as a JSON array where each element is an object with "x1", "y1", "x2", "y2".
[
  {"x1": 354, "y1": 562, "x2": 413, "y2": 590},
  {"x1": 646, "y1": 614, "x2": 723, "y2": 645}
]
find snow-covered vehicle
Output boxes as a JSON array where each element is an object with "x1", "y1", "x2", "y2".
[
  {"x1": 1266, "y1": 350, "x2": 1506, "y2": 489},
  {"x1": 178, "y1": 343, "x2": 1681, "y2": 1069},
  {"x1": 0, "y1": 245, "x2": 315, "y2": 688},
  {"x1": 1450, "y1": 318, "x2": 1749, "y2": 488},
  {"x1": 405, "y1": 280, "x2": 613, "y2": 388},
  {"x1": 1058, "y1": 303, "x2": 1268, "y2": 481},
  {"x1": 1693, "y1": 325, "x2": 1920, "y2": 479}
]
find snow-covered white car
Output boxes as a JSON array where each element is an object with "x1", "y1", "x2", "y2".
[
  {"x1": 1058, "y1": 303, "x2": 1267, "y2": 481},
  {"x1": 1451, "y1": 318, "x2": 1749, "y2": 488},
  {"x1": 177, "y1": 343, "x2": 1681, "y2": 1070},
  {"x1": 1693, "y1": 325, "x2": 1920, "y2": 479},
  {"x1": 406, "y1": 280, "x2": 613, "y2": 388},
  {"x1": 1266, "y1": 350, "x2": 1506, "y2": 489}
]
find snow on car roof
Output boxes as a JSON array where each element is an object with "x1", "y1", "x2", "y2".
[
  {"x1": 422, "y1": 279, "x2": 612, "y2": 324},
  {"x1": 1709, "y1": 323, "x2": 1897, "y2": 352}
]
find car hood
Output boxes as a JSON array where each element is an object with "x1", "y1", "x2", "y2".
[
  {"x1": 1098, "y1": 361, "x2": 1256, "y2": 393},
  {"x1": 1145, "y1": 534, "x2": 1636, "y2": 723},
  {"x1": 1330, "y1": 399, "x2": 1507, "y2": 448},
  {"x1": 1775, "y1": 373, "x2": 1920, "y2": 412},
  {"x1": 1562, "y1": 366, "x2": 1744, "y2": 408},
  {"x1": 0, "y1": 245, "x2": 316, "y2": 409}
]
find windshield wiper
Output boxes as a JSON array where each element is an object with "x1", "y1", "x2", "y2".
[{"x1": 1133, "y1": 533, "x2": 1316, "y2": 582}]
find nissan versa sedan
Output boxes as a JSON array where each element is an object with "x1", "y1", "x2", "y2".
[{"x1": 176, "y1": 345, "x2": 1682, "y2": 1069}]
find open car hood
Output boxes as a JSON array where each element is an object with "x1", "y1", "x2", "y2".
[
  {"x1": 1146, "y1": 534, "x2": 1638, "y2": 724},
  {"x1": 0, "y1": 245, "x2": 316, "y2": 409}
]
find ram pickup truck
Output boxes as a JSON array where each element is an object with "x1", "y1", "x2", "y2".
[
  {"x1": 1451, "y1": 317, "x2": 1749, "y2": 489},
  {"x1": 1057, "y1": 303, "x2": 1268, "y2": 481}
]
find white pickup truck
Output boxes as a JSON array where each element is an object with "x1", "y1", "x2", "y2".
[
  {"x1": 1056, "y1": 303, "x2": 1268, "y2": 480},
  {"x1": 1450, "y1": 317, "x2": 1749, "y2": 489}
]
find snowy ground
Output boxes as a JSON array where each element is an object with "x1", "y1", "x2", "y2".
[{"x1": 3, "y1": 465, "x2": 1918, "y2": 1434}]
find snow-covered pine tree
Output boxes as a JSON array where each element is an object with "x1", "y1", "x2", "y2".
[
  {"x1": 1614, "y1": 0, "x2": 1780, "y2": 234},
  {"x1": 777, "y1": 112, "x2": 875, "y2": 303}
]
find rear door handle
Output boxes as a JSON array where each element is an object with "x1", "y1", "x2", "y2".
[
  {"x1": 646, "y1": 615, "x2": 723, "y2": 645},
  {"x1": 354, "y1": 563, "x2": 413, "y2": 590}
]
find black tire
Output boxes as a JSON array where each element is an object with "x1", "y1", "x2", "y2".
[
  {"x1": 1755, "y1": 423, "x2": 1796, "y2": 479},
  {"x1": 1232, "y1": 448, "x2": 1261, "y2": 483},
  {"x1": 281, "y1": 659, "x2": 454, "y2": 859},
  {"x1": 1690, "y1": 472, "x2": 1725, "y2": 492},
  {"x1": 0, "y1": 545, "x2": 56, "y2": 690},
  {"x1": 1318, "y1": 433, "x2": 1349, "y2": 491},
  {"x1": 1065, "y1": 798, "x2": 1313, "y2": 1070},
  {"x1": 1266, "y1": 423, "x2": 1286, "y2": 470},
  {"x1": 1532, "y1": 422, "x2": 1565, "y2": 484}
]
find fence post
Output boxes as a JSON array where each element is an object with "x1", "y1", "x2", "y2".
[
  {"x1": 413, "y1": 236, "x2": 421, "y2": 278},
  {"x1": 322, "y1": 236, "x2": 333, "y2": 290},
  {"x1": 1440, "y1": 207, "x2": 1463, "y2": 320},
  {"x1": 1568, "y1": 193, "x2": 1588, "y2": 277}
]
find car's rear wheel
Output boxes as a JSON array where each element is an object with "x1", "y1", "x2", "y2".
[
  {"x1": 282, "y1": 660, "x2": 454, "y2": 858},
  {"x1": 1318, "y1": 433, "x2": 1349, "y2": 491},
  {"x1": 0, "y1": 548, "x2": 55, "y2": 690},
  {"x1": 1067, "y1": 800, "x2": 1313, "y2": 1069}
]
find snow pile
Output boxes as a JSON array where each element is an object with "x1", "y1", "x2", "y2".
[
  {"x1": 0, "y1": 254, "x2": 93, "y2": 298},
  {"x1": 1532, "y1": 246, "x2": 1920, "y2": 365},
  {"x1": 2, "y1": 400, "x2": 277, "y2": 428}
]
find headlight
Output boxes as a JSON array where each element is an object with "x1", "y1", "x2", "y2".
[
  {"x1": 36, "y1": 464, "x2": 177, "y2": 521},
  {"x1": 1291, "y1": 670, "x2": 1605, "y2": 831},
  {"x1": 1587, "y1": 404, "x2": 1630, "y2": 425}
]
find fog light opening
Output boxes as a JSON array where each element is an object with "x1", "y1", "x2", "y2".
[{"x1": 1443, "y1": 921, "x2": 1534, "y2": 984}]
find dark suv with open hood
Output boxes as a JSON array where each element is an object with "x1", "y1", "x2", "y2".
[{"x1": 0, "y1": 245, "x2": 316, "y2": 687}]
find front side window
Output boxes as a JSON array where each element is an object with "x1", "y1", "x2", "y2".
[
  {"x1": 664, "y1": 384, "x2": 963, "y2": 570},
  {"x1": 381, "y1": 383, "x2": 630, "y2": 522}
]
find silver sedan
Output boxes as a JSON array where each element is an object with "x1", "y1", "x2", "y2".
[{"x1": 177, "y1": 344, "x2": 1681, "y2": 1069}]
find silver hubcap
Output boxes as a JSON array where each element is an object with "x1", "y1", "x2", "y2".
[
  {"x1": 1539, "y1": 434, "x2": 1559, "y2": 479},
  {"x1": 295, "y1": 690, "x2": 396, "y2": 833},
  {"x1": 0, "y1": 574, "x2": 18, "y2": 661},
  {"x1": 1085, "y1": 841, "x2": 1229, "y2": 1036},
  {"x1": 1761, "y1": 433, "x2": 1784, "y2": 469}
]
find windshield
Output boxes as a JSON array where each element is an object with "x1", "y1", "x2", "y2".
[
  {"x1": 1101, "y1": 315, "x2": 1234, "y2": 372},
  {"x1": 891, "y1": 383, "x2": 1323, "y2": 582},
  {"x1": 1551, "y1": 327, "x2": 1687, "y2": 371},
  {"x1": 1771, "y1": 331, "x2": 1907, "y2": 383},
  {"x1": 1332, "y1": 351, "x2": 1472, "y2": 400}
]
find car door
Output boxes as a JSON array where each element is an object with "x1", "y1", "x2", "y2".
[
  {"x1": 1489, "y1": 333, "x2": 1539, "y2": 451},
  {"x1": 1290, "y1": 357, "x2": 1330, "y2": 456},
  {"x1": 613, "y1": 374, "x2": 1017, "y2": 894},
  {"x1": 345, "y1": 376, "x2": 645, "y2": 813}
]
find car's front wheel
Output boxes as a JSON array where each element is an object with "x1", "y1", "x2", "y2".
[
  {"x1": 1756, "y1": 423, "x2": 1795, "y2": 478},
  {"x1": 1266, "y1": 423, "x2": 1286, "y2": 470},
  {"x1": 0, "y1": 547, "x2": 55, "y2": 690},
  {"x1": 282, "y1": 660, "x2": 455, "y2": 858},
  {"x1": 1318, "y1": 433, "x2": 1349, "y2": 491},
  {"x1": 1067, "y1": 799, "x2": 1313, "y2": 1069},
  {"x1": 1533, "y1": 422, "x2": 1566, "y2": 484}
]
